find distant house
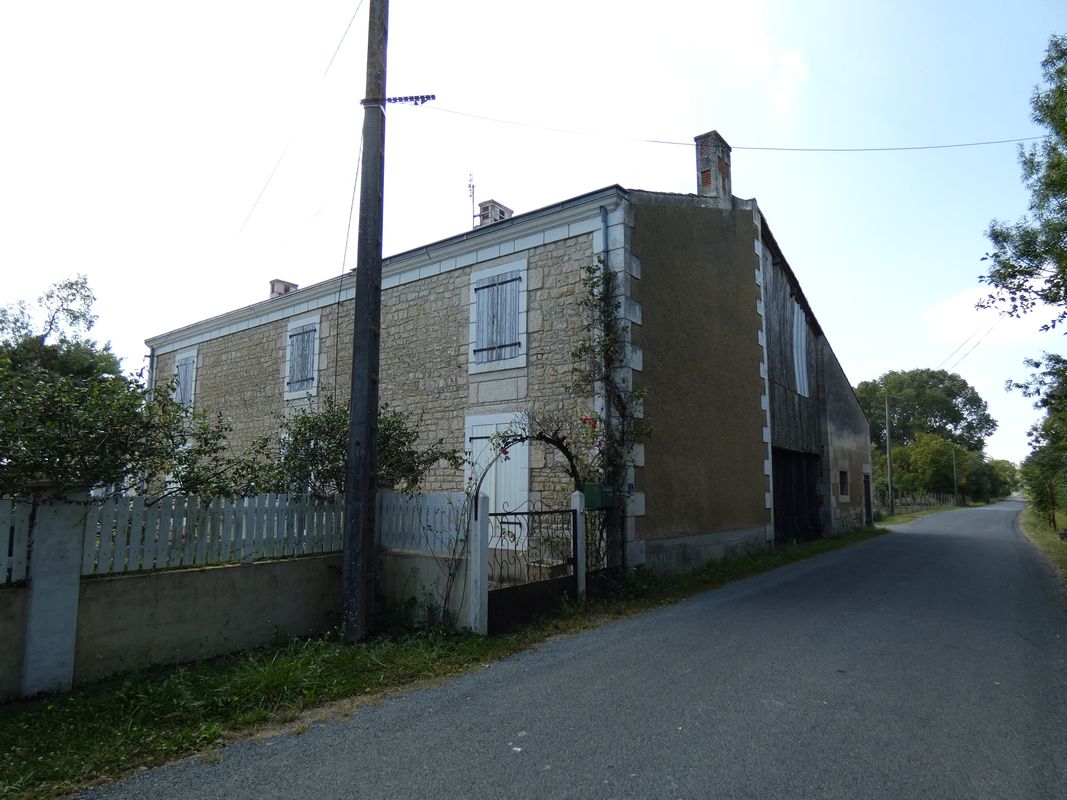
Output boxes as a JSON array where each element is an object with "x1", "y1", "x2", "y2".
[{"x1": 146, "y1": 129, "x2": 872, "y2": 573}]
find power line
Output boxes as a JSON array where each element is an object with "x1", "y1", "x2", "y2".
[
  {"x1": 425, "y1": 105, "x2": 1047, "y2": 153},
  {"x1": 947, "y1": 315, "x2": 1005, "y2": 371},
  {"x1": 332, "y1": 126, "x2": 365, "y2": 402},
  {"x1": 323, "y1": 0, "x2": 367, "y2": 77},
  {"x1": 734, "y1": 137, "x2": 1047, "y2": 153},
  {"x1": 238, "y1": 142, "x2": 290, "y2": 235},
  {"x1": 937, "y1": 317, "x2": 996, "y2": 369}
]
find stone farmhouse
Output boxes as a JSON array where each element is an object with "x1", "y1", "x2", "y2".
[{"x1": 146, "y1": 130, "x2": 872, "y2": 573}]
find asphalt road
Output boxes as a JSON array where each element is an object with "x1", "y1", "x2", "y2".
[{"x1": 78, "y1": 499, "x2": 1067, "y2": 799}]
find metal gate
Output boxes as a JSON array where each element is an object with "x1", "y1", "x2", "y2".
[{"x1": 486, "y1": 506, "x2": 578, "y2": 633}]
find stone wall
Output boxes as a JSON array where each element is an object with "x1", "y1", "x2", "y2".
[
  {"x1": 820, "y1": 340, "x2": 873, "y2": 531},
  {"x1": 158, "y1": 234, "x2": 597, "y2": 502}
]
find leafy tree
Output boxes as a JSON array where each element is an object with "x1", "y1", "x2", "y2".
[
  {"x1": 855, "y1": 369, "x2": 997, "y2": 452},
  {"x1": 1020, "y1": 445, "x2": 1067, "y2": 528},
  {"x1": 988, "y1": 459, "x2": 1019, "y2": 493},
  {"x1": 236, "y1": 395, "x2": 463, "y2": 497},
  {"x1": 1007, "y1": 352, "x2": 1067, "y2": 450},
  {"x1": 0, "y1": 277, "x2": 230, "y2": 497},
  {"x1": 894, "y1": 433, "x2": 961, "y2": 495},
  {"x1": 980, "y1": 35, "x2": 1067, "y2": 328}
]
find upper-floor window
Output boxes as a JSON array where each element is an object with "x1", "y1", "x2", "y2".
[
  {"x1": 469, "y1": 258, "x2": 527, "y2": 374},
  {"x1": 285, "y1": 314, "x2": 319, "y2": 400},
  {"x1": 839, "y1": 470, "x2": 849, "y2": 500},
  {"x1": 173, "y1": 347, "x2": 197, "y2": 407}
]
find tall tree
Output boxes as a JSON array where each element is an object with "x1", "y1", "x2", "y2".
[
  {"x1": 980, "y1": 34, "x2": 1067, "y2": 328},
  {"x1": 0, "y1": 277, "x2": 229, "y2": 496},
  {"x1": 854, "y1": 369, "x2": 997, "y2": 452}
]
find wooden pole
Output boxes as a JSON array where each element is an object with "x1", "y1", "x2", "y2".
[
  {"x1": 342, "y1": 0, "x2": 388, "y2": 644},
  {"x1": 885, "y1": 393, "x2": 895, "y2": 517}
]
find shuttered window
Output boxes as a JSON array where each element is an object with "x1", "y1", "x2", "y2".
[
  {"x1": 793, "y1": 300, "x2": 810, "y2": 397},
  {"x1": 174, "y1": 356, "x2": 195, "y2": 406},
  {"x1": 473, "y1": 269, "x2": 521, "y2": 365},
  {"x1": 287, "y1": 324, "x2": 317, "y2": 392}
]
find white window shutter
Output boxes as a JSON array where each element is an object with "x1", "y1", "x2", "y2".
[
  {"x1": 473, "y1": 270, "x2": 521, "y2": 364},
  {"x1": 288, "y1": 324, "x2": 316, "y2": 391},
  {"x1": 175, "y1": 358, "x2": 195, "y2": 405}
]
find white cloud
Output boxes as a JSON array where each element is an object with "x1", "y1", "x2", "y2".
[
  {"x1": 923, "y1": 287, "x2": 1047, "y2": 350},
  {"x1": 768, "y1": 49, "x2": 808, "y2": 119}
]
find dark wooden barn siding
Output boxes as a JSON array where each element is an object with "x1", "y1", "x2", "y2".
[{"x1": 763, "y1": 246, "x2": 821, "y2": 454}]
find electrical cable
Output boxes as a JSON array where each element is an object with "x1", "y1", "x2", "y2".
[
  {"x1": 947, "y1": 314, "x2": 1005, "y2": 371},
  {"x1": 323, "y1": 0, "x2": 367, "y2": 77},
  {"x1": 936, "y1": 317, "x2": 997, "y2": 369},
  {"x1": 237, "y1": 143, "x2": 290, "y2": 235},
  {"x1": 332, "y1": 126, "x2": 364, "y2": 401},
  {"x1": 425, "y1": 105, "x2": 1047, "y2": 153}
]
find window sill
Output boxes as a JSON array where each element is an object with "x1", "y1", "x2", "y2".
[
  {"x1": 284, "y1": 387, "x2": 318, "y2": 402},
  {"x1": 469, "y1": 355, "x2": 526, "y2": 375}
]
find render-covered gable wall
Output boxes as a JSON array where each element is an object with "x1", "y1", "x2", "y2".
[{"x1": 628, "y1": 199, "x2": 768, "y2": 554}]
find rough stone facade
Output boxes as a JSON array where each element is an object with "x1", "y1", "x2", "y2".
[
  {"x1": 147, "y1": 169, "x2": 870, "y2": 571},
  {"x1": 154, "y1": 234, "x2": 597, "y2": 504}
]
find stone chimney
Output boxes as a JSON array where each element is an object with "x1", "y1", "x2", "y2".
[
  {"x1": 269, "y1": 278, "x2": 299, "y2": 298},
  {"x1": 694, "y1": 130, "x2": 732, "y2": 206},
  {"x1": 476, "y1": 199, "x2": 513, "y2": 227}
]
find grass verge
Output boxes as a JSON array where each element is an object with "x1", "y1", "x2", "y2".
[
  {"x1": 876, "y1": 505, "x2": 959, "y2": 526},
  {"x1": 1017, "y1": 506, "x2": 1067, "y2": 585},
  {"x1": 0, "y1": 526, "x2": 885, "y2": 800}
]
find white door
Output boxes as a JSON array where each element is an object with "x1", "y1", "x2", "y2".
[{"x1": 466, "y1": 414, "x2": 529, "y2": 548}]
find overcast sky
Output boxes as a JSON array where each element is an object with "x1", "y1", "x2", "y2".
[{"x1": 1, "y1": 1, "x2": 1063, "y2": 464}]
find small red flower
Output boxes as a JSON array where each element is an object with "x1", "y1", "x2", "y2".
[{"x1": 501, "y1": 449, "x2": 509, "y2": 456}]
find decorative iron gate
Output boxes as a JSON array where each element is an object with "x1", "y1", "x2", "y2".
[{"x1": 486, "y1": 506, "x2": 578, "y2": 633}]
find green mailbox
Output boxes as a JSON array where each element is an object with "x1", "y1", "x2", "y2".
[{"x1": 583, "y1": 483, "x2": 616, "y2": 509}]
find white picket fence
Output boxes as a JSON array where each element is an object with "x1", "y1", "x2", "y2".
[
  {"x1": 81, "y1": 494, "x2": 345, "y2": 576},
  {"x1": 0, "y1": 500, "x2": 31, "y2": 585},
  {"x1": 0, "y1": 490, "x2": 472, "y2": 584},
  {"x1": 377, "y1": 490, "x2": 466, "y2": 553}
]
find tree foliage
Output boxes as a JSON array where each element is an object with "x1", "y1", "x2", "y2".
[
  {"x1": 235, "y1": 395, "x2": 463, "y2": 498},
  {"x1": 1, "y1": 277, "x2": 465, "y2": 501},
  {"x1": 854, "y1": 368, "x2": 997, "y2": 452},
  {"x1": 1010, "y1": 353, "x2": 1067, "y2": 527},
  {"x1": 980, "y1": 34, "x2": 1067, "y2": 328},
  {"x1": 0, "y1": 276, "x2": 231, "y2": 497}
]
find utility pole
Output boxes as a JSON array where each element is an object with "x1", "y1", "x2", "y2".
[
  {"x1": 342, "y1": 0, "x2": 388, "y2": 644},
  {"x1": 951, "y1": 446, "x2": 959, "y2": 506},
  {"x1": 885, "y1": 393, "x2": 895, "y2": 517}
]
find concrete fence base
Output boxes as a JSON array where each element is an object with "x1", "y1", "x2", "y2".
[{"x1": 2, "y1": 490, "x2": 492, "y2": 701}]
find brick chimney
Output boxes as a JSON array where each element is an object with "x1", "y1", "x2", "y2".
[
  {"x1": 269, "y1": 278, "x2": 299, "y2": 298},
  {"x1": 694, "y1": 130, "x2": 732, "y2": 206},
  {"x1": 476, "y1": 199, "x2": 513, "y2": 227}
]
